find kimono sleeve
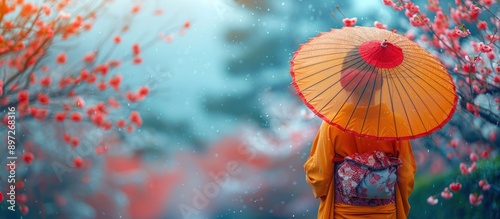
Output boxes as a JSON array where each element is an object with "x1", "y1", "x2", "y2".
[
  {"x1": 395, "y1": 140, "x2": 416, "y2": 219},
  {"x1": 303, "y1": 122, "x2": 336, "y2": 199}
]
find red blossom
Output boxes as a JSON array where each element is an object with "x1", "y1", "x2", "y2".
[
  {"x1": 133, "y1": 56, "x2": 142, "y2": 64},
  {"x1": 97, "y1": 82, "x2": 107, "y2": 90},
  {"x1": 54, "y1": 112, "x2": 66, "y2": 122},
  {"x1": 469, "y1": 193, "x2": 483, "y2": 206},
  {"x1": 74, "y1": 97, "x2": 85, "y2": 108},
  {"x1": 468, "y1": 162, "x2": 477, "y2": 172},
  {"x1": 459, "y1": 162, "x2": 469, "y2": 175},
  {"x1": 126, "y1": 91, "x2": 137, "y2": 102},
  {"x1": 154, "y1": 9, "x2": 164, "y2": 15},
  {"x1": 342, "y1": 17, "x2": 357, "y2": 27},
  {"x1": 113, "y1": 35, "x2": 122, "y2": 44},
  {"x1": 18, "y1": 90, "x2": 30, "y2": 104},
  {"x1": 466, "y1": 102, "x2": 477, "y2": 113},
  {"x1": 477, "y1": 20, "x2": 488, "y2": 30},
  {"x1": 478, "y1": 42, "x2": 492, "y2": 53},
  {"x1": 479, "y1": 180, "x2": 491, "y2": 191},
  {"x1": 83, "y1": 52, "x2": 96, "y2": 63},
  {"x1": 441, "y1": 188, "x2": 453, "y2": 199},
  {"x1": 382, "y1": 0, "x2": 393, "y2": 6},
  {"x1": 130, "y1": 111, "x2": 142, "y2": 127},
  {"x1": 20, "y1": 3, "x2": 37, "y2": 17},
  {"x1": 137, "y1": 86, "x2": 149, "y2": 97},
  {"x1": 126, "y1": 125, "x2": 135, "y2": 133},
  {"x1": 87, "y1": 74, "x2": 97, "y2": 84},
  {"x1": 405, "y1": 2, "x2": 420, "y2": 13},
  {"x1": 96, "y1": 102, "x2": 108, "y2": 114},
  {"x1": 108, "y1": 97, "x2": 120, "y2": 108},
  {"x1": 0, "y1": 97, "x2": 9, "y2": 106},
  {"x1": 132, "y1": 43, "x2": 141, "y2": 56},
  {"x1": 91, "y1": 113, "x2": 105, "y2": 126},
  {"x1": 101, "y1": 121, "x2": 112, "y2": 130},
  {"x1": 17, "y1": 194, "x2": 27, "y2": 204},
  {"x1": 109, "y1": 74, "x2": 122, "y2": 90},
  {"x1": 63, "y1": 133, "x2": 71, "y2": 143},
  {"x1": 37, "y1": 93, "x2": 50, "y2": 105},
  {"x1": 94, "y1": 64, "x2": 109, "y2": 75},
  {"x1": 80, "y1": 69, "x2": 90, "y2": 80},
  {"x1": 374, "y1": 21, "x2": 387, "y2": 29},
  {"x1": 469, "y1": 152, "x2": 478, "y2": 162},
  {"x1": 71, "y1": 137, "x2": 79, "y2": 147},
  {"x1": 116, "y1": 119, "x2": 127, "y2": 128},
  {"x1": 70, "y1": 112, "x2": 83, "y2": 122},
  {"x1": 20, "y1": 205, "x2": 29, "y2": 215},
  {"x1": 56, "y1": 52, "x2": 67, "y2": 64},
  {"x1": 73, "y1": 157, "x2": 84, "y2": 168},
  {"x1": 409, "y1": 14, "x2": 430, "y2": 27},
  {"x1": 23, "y1": 152, "x2": 35, "y2": 165},
  {"x1": 427, "y1": 196, "x2": 438, "y2": 205},
  {"x1": 32, "y1": 108, "x2": 49, "y2": 121},
  {"x1": 40, "y1": 76, "x2": 51, "y2": 87},
  {"x1": 486, "y1": 52, "x2": 495, "y2": 60},
  {"x1": 41, "y1": 4, "x2": 51, "y2": 16},
  {"x1": 131, "y1": 4, "x2": 141, "y2": 13},
  {"x1": 95, "y1": 145, "x2": 108, "y2": 155},
  {"x1": 109, "y1": 59, "x2": 121, "y2": 68},
  {"x1": 29, "y1": 74, "x2": 37, "y2": 85},
  {"x1": 455, "y1": 26, "x2": 470, "y2": 37},
  {"x1": 449, "y1": 182, "x2": 462, "y2": 192},
  {"x1": 16, "y1": 181, "x2": 25, "y2": 189},
  {"x1": 490, "y1": 131, "x2": 497, "y2": 141}
]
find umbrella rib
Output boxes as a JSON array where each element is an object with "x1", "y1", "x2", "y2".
[
  {"x1": 402, "y1": 54, "x2": 455, "y2": 81},
  {"x1": 398, "y1": 58, "x2": 456, "y2": 107},
  {"x1": 354, "y1": 36, "x2": 399, "y2": 138},
  {"x1": 389, "y1": 52, "x2": 455, "y2": 92},
  {"x1": 346, "y1": 30, "x2": 383, "y2": 135},
  {"x1": 389, "y1": 70, "x2": 418, "y2": 137},
  {"x1": 397, "y1": 62, "x2": 443, "y2": 125},
  {"x1": 328, "y1": 61, "x2": 375, "y2": 127},
  {"x1": 353, "y1": 27, "x2": 372, "y2": 42},
  {"x1": 384, "y1": 71, "x2": 399, "y2": 138},
  {"x1": 293, "y1": 52, "x2": 360, "y2": 72},
  {"x1": 295, "y1": 46, "x2": 355, "y2": 53},
  {"x1": 361, "y1": 35, "x2": 400, "y2": 137},
  {"x1": 391, "y1": 67, "x2": 431, "y2": 133},
  {"x1": 397, "y1": 62, "x2": 452, "y2": 117},
  {"x1": 320, "y1": 33, "x2": 367, "y2": 44},
  {"x1": 359, "y1": 66, "x2": 380, "y2": 135},
  {"x1": 377, "y1": 68, "x2": 385, "y2": 138},
  {"x1": 293, "y1": 53, "x2": 362, "y2": 81},
  {"x1": 387, "y1": 35, "x2": 408, "y2": 45},
  {"x1": 397, "y1": 42, "x2": 436, "y2": 51},
  {"x1": 400, "y1": 51, "x2": 457, "y2": 90},
  {"x1": 305, "y1": 57, "x2": 369, "y2": 102},
  {"x1": 294, "y1": 50, "x2": 361, "y2": 61}
]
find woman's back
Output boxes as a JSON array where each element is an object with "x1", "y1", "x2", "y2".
[{"x1": 304, "y1": 121, "x2": 416, "y2": 219}]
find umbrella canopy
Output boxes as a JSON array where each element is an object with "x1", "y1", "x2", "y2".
[{"x1": 290, "y1": 26, "x2": 457, "y2": 140}]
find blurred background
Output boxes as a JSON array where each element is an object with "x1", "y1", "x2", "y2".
[{"x1": 0, "y1": 0, "x2": 498, "y2": 218}]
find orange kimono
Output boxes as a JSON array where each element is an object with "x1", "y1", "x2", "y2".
[{"x1": 304, "y1": 121, "x2": 416, "y2": 219}]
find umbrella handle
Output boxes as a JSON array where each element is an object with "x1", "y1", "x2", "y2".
[{"x1": 381, "y1": 39, "x2": 388, "y2": 47}]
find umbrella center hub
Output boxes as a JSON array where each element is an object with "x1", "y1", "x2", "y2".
[{"x1": 358, "y1": 40, "x2": 404, "y2": 68}]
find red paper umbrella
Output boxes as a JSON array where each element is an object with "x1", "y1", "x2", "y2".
[{"x1": 290, "y1": 27, "x2": 458, "y2": 140}]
